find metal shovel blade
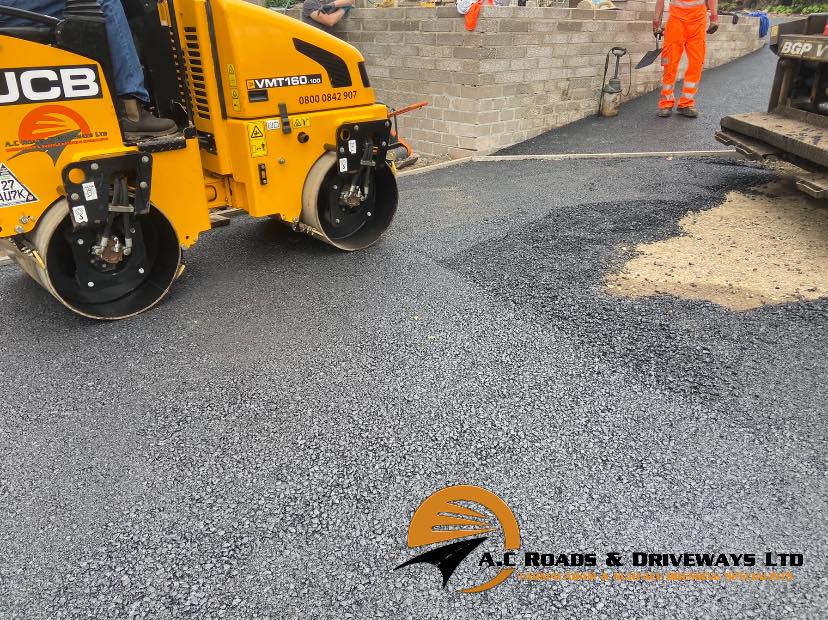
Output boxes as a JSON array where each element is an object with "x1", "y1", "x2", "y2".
[
  {"x1": 636, "y1": 48, "x2": 661, "y2": 69},
  {"x1": 636, "y1": 35, "x2": 662, "y2": 69}
]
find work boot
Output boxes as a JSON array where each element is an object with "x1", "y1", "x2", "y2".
[
  {"x1": 657, "y1": 108, "x2": 672, "y2": 117},
  {"x1": 121, "y1": 106, "x2": 178, "y2": 140},
  {"x1": 678, "y1": 106, "x2": 699, "y2": 118}
]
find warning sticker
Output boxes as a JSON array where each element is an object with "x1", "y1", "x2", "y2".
[
  {"x1": 0, "y1": 163, "x2": 38, "y2": 208},
  {"x1": 348, "y1": 139, "x2": 357, "y2": 154},
  {"x1": 228, "y1": 65, "x2": 240, "y2": 112},
  {"x1": 246, "y1": 121, "x2": 268, "y2": 158},
  {"x1": 72, "y1": 205, "x2": 88, "y2": 224},
  {"x1": 291, "y1": 115, "x2": 311, "y2": 129},
  {"x1": 82, "y1": 181, "x2": 97, "y2": 201},
  {"x1": 339, "y1": 157, "x2": 348, "y2": 173}
]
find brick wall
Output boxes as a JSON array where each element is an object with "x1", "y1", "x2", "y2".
[{"x1": 280, "y1": 2, "x2": 765, "y2": 156}]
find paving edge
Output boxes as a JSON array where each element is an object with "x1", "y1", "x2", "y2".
[
  {"x1": 476, "y1": 150, "x2": 741, "y2": 162},
  {"x1": 398, "y1": 156, "x2": 474, "y2": 177},
  {"x1": 398, "y1": 150, "x2": 742, "y2": 177}
]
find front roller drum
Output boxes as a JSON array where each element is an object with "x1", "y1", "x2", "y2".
[
  {"x1": 301, "y1": 152, "x2": 398, "y2": 251},
  {"x1": 10, "y1": 199, "x2": 181, "y2": 320}
]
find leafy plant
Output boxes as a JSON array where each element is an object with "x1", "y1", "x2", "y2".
[
  {"x1": 766, "y1": 3, "x2": 828, "y2": 12},
  {"x1": 266, "y1": 0, "x2": 300, "y2": 8}
]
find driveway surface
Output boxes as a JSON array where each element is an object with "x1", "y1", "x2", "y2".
[
  {"x1": 497, "y1": 45, "x2": 777, "y2": 155},
  {"x1": 1, "y1": 155, "x2": 826, "y2": 618}
]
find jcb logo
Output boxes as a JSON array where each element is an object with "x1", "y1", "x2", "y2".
[{"x1": 0, "y1": 65, "x2": 102, "y2": 106}]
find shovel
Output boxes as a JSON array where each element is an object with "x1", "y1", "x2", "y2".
[{"x1": 636, "y1": 32, "x2": 663, "y2": 69}]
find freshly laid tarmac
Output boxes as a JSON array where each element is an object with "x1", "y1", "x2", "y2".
[
  {"x1": 1, "y1": 154, "x2": 825, "y2": 618},
  {"x1": 498, "y1": 45, "x2": 778, "y2": 156}
]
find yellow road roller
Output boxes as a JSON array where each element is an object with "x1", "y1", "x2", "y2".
[{"x1": 0, "y1": 0, "x2": 398, "y2": 319}]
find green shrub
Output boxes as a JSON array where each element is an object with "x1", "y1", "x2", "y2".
[{"x1": 766, "y1": 2, "x2": 828, "y2": 12}]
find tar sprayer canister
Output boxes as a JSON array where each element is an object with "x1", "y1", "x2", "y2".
[{"x1": 599, "y1": 47, "x2": 630, "y2": 117}]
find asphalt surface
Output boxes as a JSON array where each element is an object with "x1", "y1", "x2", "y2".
[
  {"x1": 0, "y1": 155, "x2": 826, "y2": 618},
  {"x1": 497, "y1": 44, "x2": 778, "y2": 155}
]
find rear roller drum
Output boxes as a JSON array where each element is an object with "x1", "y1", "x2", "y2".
[
  {"x1": 301, "y1": 152, "x2": 398, "y2": 251},
  {"x1": 15, "y1": 199, "x2": 181, "y2": 320}
]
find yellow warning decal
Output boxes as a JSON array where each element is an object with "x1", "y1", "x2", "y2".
[
  {"x1": 246, "y1": 121, "x2": 267, "y2": 158},
  {"x1": 291, "y1": 115, "x2": 311, "y2": 129},
  {"x1": 229, "y1": 65, "x2": 240, "y2": 112}
]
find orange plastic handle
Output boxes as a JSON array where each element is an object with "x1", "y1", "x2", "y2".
[{"x1": 388, "y1": 101, "x2": 429, "y2": 118}]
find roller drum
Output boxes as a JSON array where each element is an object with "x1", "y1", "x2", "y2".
[
  {"x1": 2, "y1": 199, "x2": 182, "y2": 320},
  {"x1": 300, "y1": 152, "x2": 398, "y2": 251}
]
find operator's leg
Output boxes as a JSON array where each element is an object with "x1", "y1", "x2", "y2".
[
  {"x1": 659, "y1": 15, "x2": 685, "y2": 111},
  {"x1": 95, "y1": 0, "x2": 176, "y2": 137},
  {"x1": 97, "y1": 0, "x2": 149, "y2": 101},
  {"x1": 679, "y1": 17, "x2": 707, "y2": 109},
  {"x1": 0, "y1": 0, "x2": 145, "y2": 99}
]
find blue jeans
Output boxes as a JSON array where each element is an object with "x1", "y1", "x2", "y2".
[{"x1": 0, "y1": 0, "x2": 149, "y2": 101}]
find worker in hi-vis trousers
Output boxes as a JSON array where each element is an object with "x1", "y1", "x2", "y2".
[{"x1": 653, "y1": 0, "x2": 718, "y2": 118}]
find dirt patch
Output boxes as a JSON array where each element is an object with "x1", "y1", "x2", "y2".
[
  {"x1": 406, "y1": 153, "x2": 454, "y2": 170},
  {"x1": 606, "y1": 179, "x2": 828, "y2": 311}
]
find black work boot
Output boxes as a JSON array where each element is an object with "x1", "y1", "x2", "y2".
[
  {"x1": 657, "y1": 108, "x2": 672, "y2": 117},
  {"x1": 678, "y1": 106, "x2": 698, "y2": 118},
  {"x1": 121, "y1": 108, "x2": 178, "y2": 140}
]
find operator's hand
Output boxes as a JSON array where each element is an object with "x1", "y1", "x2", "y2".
[
  {"x1": 652, "y1": 18, "x2": 662, "y2": 35},
  {"x1": 707, "y1": 15, "x2": 719, "y2": 34}
]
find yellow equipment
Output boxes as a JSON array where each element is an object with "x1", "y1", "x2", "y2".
[{"x1": 0, "y1": 0, "x2": 398, "y2": 319}]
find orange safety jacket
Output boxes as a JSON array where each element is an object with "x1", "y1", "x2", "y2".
[{"x1": 465, "y1": 0, "x2": 493, "y2": 32}]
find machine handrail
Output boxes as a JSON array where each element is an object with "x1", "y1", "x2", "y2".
[
  {"x1": 0, "y1": 6, "x2": 60, "y2": 26},
  {"x1": 0, "y1": 25, "x2": 54, "y2": 41}
]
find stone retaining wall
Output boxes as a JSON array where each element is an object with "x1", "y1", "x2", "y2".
[{"x1": 279, "y1": 2, "x2": 765, "y2": 156}]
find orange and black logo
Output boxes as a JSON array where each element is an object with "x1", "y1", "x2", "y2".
[
  {"x1": 5, "y1": 104, "x2": 108, "y2": 164},
  {"x1": 396, "y1": 487, "x2": 807, "y2": 593},
  {"x1": 395, "y1": 485, "x2": 520, "y2": 593}
]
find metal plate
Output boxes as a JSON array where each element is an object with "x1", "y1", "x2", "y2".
[
  {"x1": 335, "y1": 120, "x2": 391, "y2": 174},
  {"x1": 721, "y1": 111, "x2": 828, "y2": 168},
  {"x1": 777, "y1": 35, "x2": 828, "y2": 61},
  {"x1": 61, "y1": 152, "x2": 152, "y2": 229}
]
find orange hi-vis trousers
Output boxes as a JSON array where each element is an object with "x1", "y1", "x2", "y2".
[{"x1": 659, "y1": 2, "x2": 708, "y2": 109}]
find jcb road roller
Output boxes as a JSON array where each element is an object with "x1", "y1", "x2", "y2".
[{"x1": 0, "y1": 0, "x2": 398, "y2": 319}]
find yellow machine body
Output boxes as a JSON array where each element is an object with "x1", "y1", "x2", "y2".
[
  {"x1": 0, "y1": 37, "x2": 209, "y2": 246},
  {"x1": 0, "y1": 0, "x2": 397, "y2": 319},
  {"x1": 170, "y1": 0, "x2": 391, "y2": 221}
]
